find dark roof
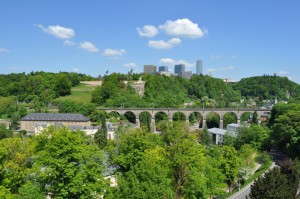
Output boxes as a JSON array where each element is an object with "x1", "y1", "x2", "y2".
[{"x1": 21, "y1": 113, "x2": 90, "y2": 122}]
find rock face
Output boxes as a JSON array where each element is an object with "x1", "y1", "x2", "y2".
[
  {"x1": 124, "y1": 78, "x2": 145, "y2": 96},
  {"x1": 132, "y1": 79, "x2": 145, "y2": 96}
]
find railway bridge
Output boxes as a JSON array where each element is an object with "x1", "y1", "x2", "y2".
[{"x1": 97, "y1": 108, "x2": 271, "y2": 129}]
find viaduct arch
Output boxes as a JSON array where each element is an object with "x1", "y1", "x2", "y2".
[{"x1": 98, "y1": 108, "x2": 270, "y2": 130}]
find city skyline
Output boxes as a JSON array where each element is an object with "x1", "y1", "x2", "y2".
[{"x1": 1, "y1": 1, "x2": 300, "y2": 83}]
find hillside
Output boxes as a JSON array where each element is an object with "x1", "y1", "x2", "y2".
[{"x1": 232, "y1": 75, "x2": 300, "y2": 100}]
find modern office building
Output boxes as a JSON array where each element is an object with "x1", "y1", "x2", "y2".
[
  {"x1": 158, "y1": 66, "x2": 168, "y2": 72},
  {"x1": 180, "y1": 71, "x2": 193, "y2": 79},
  {"x1": 143, "y1": 65, "x2": 157, "y2": 74},
  {"x1": 196, "y1": 60, "x2": 203, "y2": 75},
  {"x1": 174, "y1": 64, "x2": 185, "y2": 75}
]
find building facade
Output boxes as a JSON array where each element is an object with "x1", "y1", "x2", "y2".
[
  {"x1": 196, "y1": 60, "x2": 203, "y2": 75},
  {"x1": 180, "y1": 71, "x2": 193, "y2": 79},
  {"x1": 174, "y1": 64, "x2": 185, "y2": 75},
  {"x1": 158, "y1": 66, "x2": 168, "y2": 72},
  {"x1": 208, "y1": 128, "x2": 228, "y2": 145},
  {"x1": 143, "y1": 65, "x2": 157, "y2": 74},
  {"x1": 21, "y1": 113, "x2": 91, "y2": 132}
]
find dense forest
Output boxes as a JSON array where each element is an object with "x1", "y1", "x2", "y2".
[
  {"x1": 233, "y1": 74, "x2": 300, "y2": 101},
  {"x1": 91, "y1": 73, "x2": 300, "y2": 108}
]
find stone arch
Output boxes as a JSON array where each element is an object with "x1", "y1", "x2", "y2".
[
  {"x1": 223, "y1": 112, "x2": 238, "y2": 128},
  {"x1": 206, "y1": 112, "x2": 220, "y2": 128},
  {"x1": 155, "y1": 111, "x2": 168, "y2": 126},
  {"x1": 107, "y1": 111, "x2": 121, "y2": 123},
  {"x1": 124, "y1": 111, "x2": 136, "y2": 124},
  {"x1": 172, "y1": 111, "x2": 186, "y2": 122},
  {"x1": 139, "y1": 111, "x2": 152, "y2": 132},
  {"x1": 240, "y1": 112, "x2": 251, "y2": 124},
  {"x1": 189, "y1": 112, "x2": 203, "y2": 128}
]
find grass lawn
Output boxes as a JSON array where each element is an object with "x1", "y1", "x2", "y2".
[{"x1": 56, "y1": 83, "x2": 98, "y2": 104}]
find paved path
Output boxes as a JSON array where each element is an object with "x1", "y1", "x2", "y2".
[{"x1": 227, "y1": 162, "x2": 276, "y2": 199}]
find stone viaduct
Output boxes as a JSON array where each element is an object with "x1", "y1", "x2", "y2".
[{"x1": 98, "y1": 108, "x2": 271, "y2": 129}]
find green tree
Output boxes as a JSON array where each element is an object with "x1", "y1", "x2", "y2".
[
  {"x1": 161, "y1": 123, "x2": 207, "y2": 198},
  {"x1": 113, "y1": 146, "x2": 173, "y2": 199},
  {"x1": 54, "y1": 74, "x2": 72, "y2": 96},
  {"x1": 32, "y1": 127, "x2": 106, "y2": 198},
  {"x1": 94, "y1": 115, "x2": 108, "y2": 149},
  {"x1": 0, "y1": 137, "x2": 34, "y2": 194},
  {"x1": 252, "y1": 111, "x2": 258, "y2": 124},
  {"x1": 250, "y1": 167, "x2": 295, "y2": 199},
  {"x1": 0, "y1": 124, "x2": 13, "y2": 139},
  {"x1": 139, "y1": 112, "x2": 151, "y2": 132},
  {"x1": 235, "y1": 125, "x2": 271, "y2": 150},
  {"x1": 270, "y1": 103, "x2": 300, "y2": 158},
  {"x1": 198, "y1": 128, "x2": 212, "y2": 145},
  {"x1": 220, "y1": 145, "x2": 240, "y2": 192},
  {"x1": 16, "y1": 182, "x2": 45, "y2": 199}
]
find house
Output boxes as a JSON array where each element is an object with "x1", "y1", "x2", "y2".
[
  {"x1": 208, "y1": 128, "x2": 228, "y2": 145},
  {"x1": 260, "y1": 112, "x2": 270, "y2": 122},
  {"x1": 227, "y1": 123, "x2": 241, "y2": 134},
  {"x1": 26, "y1": 115, "x2": 116, "y2": 139}
]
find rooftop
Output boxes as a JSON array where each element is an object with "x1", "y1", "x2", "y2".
[
  {"x1": 227, "y1": 123, "x2": 240, "y2": 127},
  {"x1": 208, "y1": 128, "x2": 228, "y2": 135},
  {"x1": 21, "y1": 113, "x2": 90, "y2": 122}
]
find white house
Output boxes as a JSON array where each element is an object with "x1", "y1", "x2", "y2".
[
  {"x1": 227, "y1": 123, "x2": 241, "y2": 134},
  {"x1": 208, "y1": 128, "x2": 228, "y2": 145}
]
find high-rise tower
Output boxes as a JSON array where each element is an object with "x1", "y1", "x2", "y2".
[
  {"x1": 143, "y1": 65, "x2": 157, "y2": 74},
  {"x1": 196, "y1": 60, "x2": 203, "y2": 75},
  {"x1": 174, "y1": 64, "x2": 185, "y2": 75}
]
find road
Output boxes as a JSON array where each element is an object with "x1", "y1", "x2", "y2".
[{"x1": 227, "y1": 162, "x2": 276, "y2": 199}]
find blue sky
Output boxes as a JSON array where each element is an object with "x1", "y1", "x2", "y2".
[{"x1": 1, "y1": 0, "x2": 300, "y2": 83}]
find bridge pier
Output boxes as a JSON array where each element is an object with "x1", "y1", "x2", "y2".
[
  {"x1": 237, "y1": 119, "x2": 240, "y2": 125},
  {"x1": 151, "y1": 117, "x2": 155, "y2": 132},
  {"x1": 135, "y1": 118, "x2": 140, "y2": 127},
  {"x1": 202, "y1": 119, "x2": 206, "y2": 128},
  {"x1": 220, "y1": 119, "x2": 224, "y2": 129},
  {"x1": 186, "y1": 119, "x2": 189, "y2": 126}
]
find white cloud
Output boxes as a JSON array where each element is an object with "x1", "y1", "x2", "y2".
[
  {"x1": 124, "y1": 62, "x2": 137, "y2": 68},
  {"x1": 159, "y1": 18, "x2": 206, "y2": 38},
  {"x1": 63, "y1": 40, "x2": 76, "y2": 46},
  {"x1": 0, "y1": 48, "x2": 9, "y2": 53},
  {"x1": 35, "y1": 24, "x2": 75, "y2": 39},
  {"x1": 73, "y1": 68, "x2": 79, "y2": 72},
  {"x1": 103, "y1": 48, "x2": 126, "y2": 57},
  {"x1": 210, "y1": 54, "x2": 222, "y2": 60},
  {"x1": 79, "y1": 42, "x2": 99, "y2": 52},
  {"x1": 137, "y1": 25, "x2": 158, "y2": 37},
  {"x1": 148, "y1": 37, "x2": 181, "y2": 49},
  {"x1": 220, "y1": 66, "x2": 235, "y2": 70},
  {"x1": 159, "y1": 58, "x2": 194, "y2": 67},
  {"x1": 206, "y1": 68, "x2": 217, "y2": 73},
  {"x1": 278, "y1": 71, "x2": 288, "y2": 75},
  {"x1": 205, "y1": 66, "x2": 235, "y2": 75}
]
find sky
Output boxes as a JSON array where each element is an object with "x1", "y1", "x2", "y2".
[{"x1": 1, "y1": 0, "x2": 300, "y2": 83}]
